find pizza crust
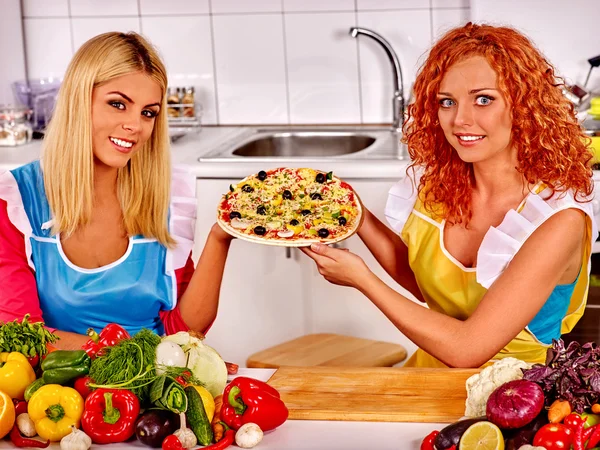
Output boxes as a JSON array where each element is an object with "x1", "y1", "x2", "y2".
[{"x1": 216, "y1": 169, "x2": 363, "y2": 247}]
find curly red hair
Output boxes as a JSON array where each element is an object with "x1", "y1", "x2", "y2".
[{"x1": 404, "y1": 22, "x2": 593, "y2": 224}]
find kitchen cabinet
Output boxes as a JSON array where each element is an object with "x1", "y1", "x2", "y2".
[
  {"x1": 300, "y1": 179, "x2": 419, "y2": 361},
  {"x1": 192, "y1": 177, "x2": 418, "y2": 367},
  {"x1": 193, "y1": 179, "x2": 308, "y2": 366}
]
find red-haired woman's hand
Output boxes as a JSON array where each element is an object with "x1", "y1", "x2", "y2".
[{"x1": 300, "y1": 242, "x2": 371, "y2": 288}]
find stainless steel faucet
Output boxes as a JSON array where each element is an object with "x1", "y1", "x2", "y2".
[{"x1": 349, "y1": 27, "x2": 404, "y2": 133}]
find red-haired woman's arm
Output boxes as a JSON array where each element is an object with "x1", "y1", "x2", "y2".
[
  {"x1": 0, "y1": 199, "x2": 44, "y2": 323},
  {"x1": 358, "y1": 208, "x2": 424, "y2": 302}
]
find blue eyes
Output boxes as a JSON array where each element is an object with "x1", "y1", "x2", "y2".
[
  {"x1": 108, "y1": 101, "x2": 158, "y2": 118},
  {"x1": 438, "y1": 95, "x2": 495, "y2": 108}
]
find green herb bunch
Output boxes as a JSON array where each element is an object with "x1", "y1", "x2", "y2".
[
  {"x1": 89, "y1": 328, "x2": 161, "y2": 406},
  {"x1": 0, "y1": 314, "x2": 58, "y2": 357}
]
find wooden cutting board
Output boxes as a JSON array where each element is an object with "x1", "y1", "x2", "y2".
[{"x1": 267, "y1": 366, "x2": 480, "y2": 423}]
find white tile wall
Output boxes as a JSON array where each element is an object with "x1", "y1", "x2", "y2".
[
  {"x1": 10, "y1": 0, "x2": 600, "y2": 125},
  {"x1": 72, "y1": 18, "x2": 140, "y2": 51},
  {"x1": 283, "y1": 0, "x2": 355, "y2": 12},
  {"x1": 432, "y1": 7, "x2": 471, "y2": 40},
  {"x1": 139, "y1": 0, "x2": 210, "y2": 15},
  {"x1": 22, "y1": 0, "x2": 69, "y2": 17},
  {"x1": 142, "y1": 16, "x2": 217, "y2": 124},
  {"x1": 211, "y1": 0, "x2": 282, "y2": 14},
  {"x1": 286, "y1": 12, "x2": 360, "y2": 124},
  {"x1": 69, "y1": 0, "x2": 138, "y2": 16},
  {"x1": 212, "y1": 14, "x2": 288, "y2": 124},
  {"x1": 23, "y1": 18, "x2": 73, "y2": 79},
  {"x1": 357, "y1": 10, "x2": 431, "y2": 123}
]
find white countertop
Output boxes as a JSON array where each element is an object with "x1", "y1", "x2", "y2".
[
  {"x1": 0, "y1": 368, "x2": 446, "y2": 450},
  {"x1": 0, "y1": 126, "x2": 410, "y2": 179}
]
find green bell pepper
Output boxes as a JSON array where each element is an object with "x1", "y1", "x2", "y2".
[{"x1": 41, "y1": 350, "x2": 91, "y2": 385}]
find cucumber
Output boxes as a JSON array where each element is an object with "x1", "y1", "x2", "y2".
[
  {"x1": 24, "y1": 378, "x2": 45, "y2": 402},
  {"x1": 184, "y1": 386, "x2": 213, "y2": 446}
]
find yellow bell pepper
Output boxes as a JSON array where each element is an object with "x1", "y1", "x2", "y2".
[
  {"x1": 0, "y1": 352, "x2": 36, "y2": 400},
  {"x1": 28, "y1": 384, "x2": 84, "y2": 441}
]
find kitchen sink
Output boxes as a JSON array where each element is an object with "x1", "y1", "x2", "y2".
[
  {"x1": 198, "y1": 126, "x2": 406, "y2": 161},
  {"x1": 232, "y1": 132, "x2": 375, "y2": 157}
]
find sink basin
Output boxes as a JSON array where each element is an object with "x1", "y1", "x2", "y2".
[{"x1": 231, "y1": 132, "x2": 375, "y2": 157}]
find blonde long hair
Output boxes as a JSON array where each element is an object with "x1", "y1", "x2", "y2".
[{"x1": 42, "y1": 32, "x2": 175, "y2": 246}]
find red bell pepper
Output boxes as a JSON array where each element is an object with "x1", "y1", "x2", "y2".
[
  {"x1": 221, "y1": 376, "x2": 288, "y2": 432},
  {"x1": 81, "y1": 388, "x2": 140, "y2": 444},
  {"x1": 82, "y1": 323, "x2": 130, "y2": 359}
]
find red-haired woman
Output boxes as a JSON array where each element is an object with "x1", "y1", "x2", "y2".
[{"x1": 302, "y1": 23, "x2": 597, "y2": 368}]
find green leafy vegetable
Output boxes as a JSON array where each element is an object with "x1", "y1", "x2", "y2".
[
  {"x1": 150, "y1": 375, "x2": 188, "y2": 413},
  {"x1": 0, "y1": 314, "x2": 58, "y2": 357},
  {"x1": 89, "y1": 328, "x2": 161, "y2": 405}
]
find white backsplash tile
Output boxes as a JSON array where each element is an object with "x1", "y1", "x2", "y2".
[
  {"x1": 69, "y1": 0, "x2": 138, "y2": 16},
  {"x1": 140, "y1": 0, "x2": 210, "y2": 15},
  {"x1": 210, "y1": 0, "x2": 282, "y2": 14},
  {"x1": 22, "y1": 0, "x2": 69, "y2": 17},
  {"x1": 432, "y1": 0, "x2": 470, "y2": 7},
  {"x1": 285, "y1": 12, "x2": 360, "y2": 124},
  {"x1": 472, "y1": 0, "x2": 600, "y2": 92},
  {"x1": 357, "y1": 0, "x2": 430, "y2": 10},
  {"x1": 212, "y1": 14, "x2": 288, "y2": 124},
  {"x1": 23, "y1": 18, "x2": 72, "y2": 79},
  {"x1": 432, "y1": 8, "x2": 471, "y2": 40},
  {"x1": 72, "y1": 18, "x2": 140, "y2": 52},
  {"x1": 142, "y1": 16, "x2": 217, "y2": 125},
  {"x1": 356, "y1": 10, "x2": 431, "y2": 124},
  {"x1": 283, "y1": 0, "x2": 354, "y2": 12}
]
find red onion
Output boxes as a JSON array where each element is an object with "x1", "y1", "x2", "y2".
[{"x1": 486, "y1": 379, "x2": 545, "y2": 429}]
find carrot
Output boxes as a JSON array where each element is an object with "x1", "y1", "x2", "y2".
[
  {"x1": 592, "y1": 403, "x2": 600, "y2": 414},
  {"x1": 548, "y1": 399, "x2": 571, "y2": 423},
  {"x1": 211, "y1": 394, "x2": 225, "y2": 442}
]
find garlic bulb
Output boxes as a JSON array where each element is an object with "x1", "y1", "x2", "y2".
[
  {"x1": 174, "y1": 412, "x2": 197, "y2": 449},
  {"x1": 16, "y1": 413, "x2": 36, "y2": 437},
  {"x1": 60, "y1": 426, "x2": 92, "y2": 450}
]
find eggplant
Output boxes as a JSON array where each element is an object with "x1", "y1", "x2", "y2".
[
  {"x1": 434, "y1": 417, "x2": 487, "y2": 450},
  {"x1": 503, "y1": 412, "x2": 548, "y2": 450},
  {"x1": 135, "y1": 410, "x2": 180, "y2": 447}
]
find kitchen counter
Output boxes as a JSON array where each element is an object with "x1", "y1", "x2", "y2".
[
  {"x1": 0, "y1": 368, "x2": 447, "y2": 450},
  {"x1": 0, "y1": 126, "x2": 410, "y2": 179}
]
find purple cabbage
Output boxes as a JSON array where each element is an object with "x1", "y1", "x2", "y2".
[{"x1": 522, "y1": 339, "x2": 600, "y2": 412}]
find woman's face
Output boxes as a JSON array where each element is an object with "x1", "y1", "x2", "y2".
[
  {"x1": 91, "y1": 72, "x2": 162, "y2": 169},
  {"x1": 437, "y1": 55, "x2": 513, "y2": 164}
]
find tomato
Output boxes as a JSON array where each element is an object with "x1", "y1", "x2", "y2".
[
  {"x1": 420, "y1": 430, "x2": 439, "y2": 450},
  {"x1": 564, "y1": 412, "x2": 585, "y2": 430},
  {"x1": 533, "y1": 423, "x2": 574, "y2": 449},
  {"x1": 73, "y1": 375, "x2": 93, "y2": 399},
  {"x1": 162, "y1": 435, "x2": 183, "y2": 450}
]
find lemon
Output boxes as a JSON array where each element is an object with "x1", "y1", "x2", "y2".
[
  {"x1": 192, "y1": 385, "x2": 215, "y2": 422},
  {"x1": 459, "y1": 421, "x2": 504, "y2": 450},
  {"x1": 0, "y1": 390, "x2": 16, "y2": 439}
]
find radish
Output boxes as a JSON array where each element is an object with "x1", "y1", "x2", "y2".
[{"x1": 486, "y1": 379, "x2": 545, "y2": 429}]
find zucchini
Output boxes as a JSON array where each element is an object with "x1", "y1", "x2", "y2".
[
  {"x1": 24, "y1": 378, "x2": 45, "y2": 402},
  {"x1": 184, "y1": 386, "x2": 213, "y2": 446}
]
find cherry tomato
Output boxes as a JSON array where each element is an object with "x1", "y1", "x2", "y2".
[
  {"x1": 73, "y1": 376, "x2": 93, "y2": 399},
  {"x1": 162, "y1": 435, "x2": 183, "y2": 450},
  {"x1": 533, "y1": 423, "x2": 574, "y2": 449},
  {"x1": 420, "y1": 430, "x2": 439, "y2": 450},
  {"x1": 564, "y1": 412, "x2": 585, "y2": 431}
]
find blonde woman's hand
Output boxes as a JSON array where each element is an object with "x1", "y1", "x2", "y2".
[
  {"x1": 300, "y1": 242, "x2": 372, "y2": 288},
  {"x1": 210, "y1": 222, "x2": 235, "y2": 244}
]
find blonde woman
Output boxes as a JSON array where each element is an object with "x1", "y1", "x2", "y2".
[{"x1": 0, "y1": 32, "x2": 233, "y2": 349}]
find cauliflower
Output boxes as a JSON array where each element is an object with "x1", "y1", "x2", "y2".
[{"x1": 464, "y1": 357, "x2": 532, "y2": 417}]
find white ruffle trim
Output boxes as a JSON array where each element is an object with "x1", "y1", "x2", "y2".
[
  {"x1": 0, "y1": 170, "x2": 34, "y2": 267},
  {"x1": 168, "y1": 165, "x2": 197, "y2": 271},
  {"x1": 384, "y1": 168, "x2": 422, "y2": 234},
  {"x1": 476, "y1": 188, "x2": 599, "y2": 289}
]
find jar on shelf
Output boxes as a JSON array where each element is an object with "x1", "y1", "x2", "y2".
[
  {"x1": 181, "y1": 87, "x2": 195, "y2": 118},
  {"x1": 0, "y1": 105, "x2": 33, "y2": 147}
]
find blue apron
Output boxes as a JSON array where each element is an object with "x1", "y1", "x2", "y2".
[{"x1": 10, "y1": 161, "x2": 176, "y2": 335}]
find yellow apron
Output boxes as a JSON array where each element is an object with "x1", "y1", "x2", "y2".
[{"x1": 394, "y1": 185, "x2": 594, "y2": 368}]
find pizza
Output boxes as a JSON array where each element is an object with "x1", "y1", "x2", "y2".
[{"x1": 217, "y1": 168, "x2": 362, "y2": 246}]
